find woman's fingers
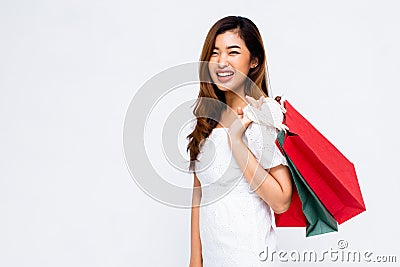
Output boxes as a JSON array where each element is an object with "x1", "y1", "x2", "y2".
[
  {"x1": 245, "y1": 95, "x2": 258, "y2": 107},
  {"x1": 246, "y1": 95, "x2": 265, "y2": 110},
  {"x1": 237, "y1": 106, "x2": 243, "y2": 116}
]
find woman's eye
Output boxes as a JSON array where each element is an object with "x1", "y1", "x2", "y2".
[{"x1": 211, "y1": 51, "x2": 239, "y2": 56}]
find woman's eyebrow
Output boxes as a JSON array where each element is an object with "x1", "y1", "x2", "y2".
[{"x1": 213, "y1": 45, "x2": 241, "y2": 50}]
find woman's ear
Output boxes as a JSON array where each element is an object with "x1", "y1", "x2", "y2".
[{"x1": 250, "y1": 57, "x2": 259, "y2": 68}]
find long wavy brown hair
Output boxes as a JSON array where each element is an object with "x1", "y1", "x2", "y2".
[{"x1": 186, "y1": 15, "x2": 271, "y2": 172}]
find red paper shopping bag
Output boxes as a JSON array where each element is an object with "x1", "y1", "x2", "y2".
[
  {"x1": 280, "y1": 100, "x2": 366, "y2": 224},
  {"x1": 274, "y1": 185, "x2": 306, "y2": 226}
]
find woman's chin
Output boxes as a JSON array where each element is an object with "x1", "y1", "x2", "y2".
[
  {"x1": 213, "y1": 81, "x2": 234, "y2": 91},
  {"x1": 215, "y1": 82, "x2": 244, "y2": 94}
]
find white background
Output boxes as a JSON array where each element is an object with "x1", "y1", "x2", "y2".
[{"x1": 1, "y1": 0, "x2": 399, "y2": 266}]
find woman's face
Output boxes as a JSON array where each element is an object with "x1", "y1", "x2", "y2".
[{"x1": 208, "y1": 30, "x2": 258, "y2": 93}]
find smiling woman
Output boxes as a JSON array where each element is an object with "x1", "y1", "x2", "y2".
[
  {"x1": 209, "y1": 33, "x2": 258, "y2": 91},
  {"x1": 187, "y1": 16, "x2": 292, "y2": 267}
]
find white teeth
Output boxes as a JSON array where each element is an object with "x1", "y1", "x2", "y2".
[{"x1": 217, "y1": 72, "x2": 233, "y2": 77}]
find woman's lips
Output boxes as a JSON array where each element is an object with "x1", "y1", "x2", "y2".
[{"x1": 215, "y1": 70, "x2": 234, "y2": 83}]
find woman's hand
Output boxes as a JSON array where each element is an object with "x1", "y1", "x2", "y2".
[{"x1": 228, "y1": 95, "x2": 264, "y2": 146}]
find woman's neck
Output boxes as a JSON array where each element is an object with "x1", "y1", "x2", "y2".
[{"x1": 224, "y1": 89, "x2": 248, "y2": 112}]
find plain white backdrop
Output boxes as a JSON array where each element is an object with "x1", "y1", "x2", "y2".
[{"x1": 1, "y1": 0, "x2": 399, "y2": 266}]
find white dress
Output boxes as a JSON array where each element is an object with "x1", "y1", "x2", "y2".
[{"x1": 195, "y1": 99, "x2": 288, "y2": 267}]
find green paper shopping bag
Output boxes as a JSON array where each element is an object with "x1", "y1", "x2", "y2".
[{"x1": 276, "y1": 130, "x2": 338, "y2": 237}]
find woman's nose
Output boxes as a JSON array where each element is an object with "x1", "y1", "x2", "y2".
[
  {"x1": 218, "y1": 55, "x2": 229, "y2": 68},
  {"x1": 218, "y1": 57, "x2": 229, "y2": 68}
]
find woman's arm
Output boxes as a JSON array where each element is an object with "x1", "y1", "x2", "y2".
[
  {"x1": 189, "y1": 172, "x2": 203, "y2": 267},
  {"x1": 230, "y1": 138, "x2": 292, "y2": 214}
]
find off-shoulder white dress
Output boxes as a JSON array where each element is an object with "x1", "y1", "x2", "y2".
[{"x1": 195, "y1": 99, "x2": 288, "y2": 266}]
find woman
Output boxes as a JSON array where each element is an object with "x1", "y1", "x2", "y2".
[{"x1": 187, "y1": 16, "x2": 293, "y2": 266}]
